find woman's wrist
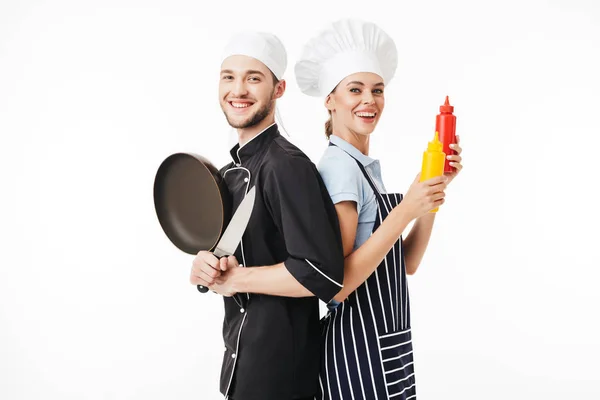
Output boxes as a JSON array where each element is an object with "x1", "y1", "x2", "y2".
[{"x1": 392, "y1": 201, "x2": 415, "y2": 227}]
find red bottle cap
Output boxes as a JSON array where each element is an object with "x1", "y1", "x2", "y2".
[{"x1": 440, "y1": 96, "x2": 454, "y2": 113}]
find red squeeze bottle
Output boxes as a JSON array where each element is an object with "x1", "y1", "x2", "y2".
[{"x1": 435, "y1": 96, "x2": 457, "y2": 173}]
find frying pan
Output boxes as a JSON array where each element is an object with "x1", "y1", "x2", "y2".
[{"x1": 153, "y1": 153, "x2": 232, "y2": 292}]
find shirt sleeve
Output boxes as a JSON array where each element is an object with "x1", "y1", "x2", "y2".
[
  {"x1": 263, "y1": 155, "x2": 345, "y2": 303},
  {"x1": 317, "y1": 149, "x2": 363, "y2": 210}
]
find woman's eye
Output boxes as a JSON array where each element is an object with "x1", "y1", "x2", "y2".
[{"x1": 350, "y1": 88, "x2": 361, "y2": 93}]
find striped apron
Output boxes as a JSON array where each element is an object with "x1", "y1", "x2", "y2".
[{"x1": 318, "y1": 146, "x2": 417, "y2": 400}]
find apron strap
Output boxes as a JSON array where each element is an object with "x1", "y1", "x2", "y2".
[{"x1": 329, "y1": 141, "x2": 381, "y2": 196}]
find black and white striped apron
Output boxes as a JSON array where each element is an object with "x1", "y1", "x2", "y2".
[{"x1": 318, "y1": 144, "x2": 417, "y2": 400}]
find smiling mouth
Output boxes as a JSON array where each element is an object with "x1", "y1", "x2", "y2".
[
  {"x1": 229, "y1": 101, "x2": 253, "y2": 109},
  {"x1": 355, "y1": 111, "x2": 377, "y2": 119}
]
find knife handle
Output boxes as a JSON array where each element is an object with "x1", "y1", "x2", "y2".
[{"x1": 197, "y1": 285, "x2": 209, "y2": 293}]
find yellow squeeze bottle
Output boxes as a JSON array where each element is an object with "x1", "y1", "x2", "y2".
[{"x1": 420, "y1": 132, "x2": 446, "y2": 213}]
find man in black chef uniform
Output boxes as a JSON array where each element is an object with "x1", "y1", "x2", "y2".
[{"x1": 189, "y1": 31, "x2": 345, "y2": 400}]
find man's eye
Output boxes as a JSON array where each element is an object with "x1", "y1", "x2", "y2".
[
  {"x1": 249, "y1": 76, "x2": 260, "y2": 82},
  {"x1": 222, "y1": 75, "x2": 233, "y2": 80}
]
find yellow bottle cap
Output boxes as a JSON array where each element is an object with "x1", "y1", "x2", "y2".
[{"x1": 428, "y1": 132, "x2": 443, "y2": 152}]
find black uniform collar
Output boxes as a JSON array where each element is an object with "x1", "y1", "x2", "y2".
[{"x1": 229, "y1": 123, "x2": 280, "y2": 166}]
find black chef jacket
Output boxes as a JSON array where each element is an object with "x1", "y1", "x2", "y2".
[{"x1": 215, "y1": 123, "x2": 344, "y2": 400}]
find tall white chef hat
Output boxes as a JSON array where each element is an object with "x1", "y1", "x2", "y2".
[
  {"x1": 295, "y1": 19, "x2": 397, "y2": 97},
  {"x1": 221, "y1": 31, "x2": 288, "y2": 80}
]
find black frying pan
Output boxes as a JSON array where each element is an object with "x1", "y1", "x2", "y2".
[{"x1": 153, "y1": 153, "x2": 232, "y2": 292}]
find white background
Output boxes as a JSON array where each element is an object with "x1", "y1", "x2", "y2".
[{"x1": 1, "y1": 0, "x2": 599, "y2": 399}]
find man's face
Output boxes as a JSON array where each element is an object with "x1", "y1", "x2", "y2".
[{"x1": 219, "y1": 55, "x2": 278, "y2": 129}]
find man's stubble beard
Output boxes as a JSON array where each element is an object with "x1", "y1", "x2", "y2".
[{"x1": 223, "y1": 92, "x2": 276, "y2": 129}]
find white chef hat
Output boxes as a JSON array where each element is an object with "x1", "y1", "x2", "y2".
[
  {"x1": 295, "y1": 19, "x2": 397, "y2": 97},
  {"x1": 221, "y1": 31, "x2": 287, "y2": 80}
]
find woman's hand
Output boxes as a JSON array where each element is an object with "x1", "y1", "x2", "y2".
[
  {"x1": 401, "y1": 173, "x2": 448, "y2": 220},
  {"x1": 444, "y1": 134, "x2": 463, "y2": 185}
]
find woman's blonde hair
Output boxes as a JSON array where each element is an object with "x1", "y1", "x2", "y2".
[
  {"x1": 325, "y1": 110, "x2": 333, "y2": 138},
  {"x1": 324, "y1": 88, "x2": 336, "y2": 139}
]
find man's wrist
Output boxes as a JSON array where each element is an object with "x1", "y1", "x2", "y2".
[{"x1": 232, "y1": 267, "x2": 251, "y2": 293}]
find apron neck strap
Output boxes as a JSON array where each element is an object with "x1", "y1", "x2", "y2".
[{"x1": 329, "y1": 141, "x2": 380, "y2": 195}]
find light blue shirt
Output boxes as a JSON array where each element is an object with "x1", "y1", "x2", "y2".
[
  {"x1": 318, "y1": 135, "x2": 387, "y2": 310},
  {"x1": 318, "y1": 135, "x2": 387, "y2": 250}
]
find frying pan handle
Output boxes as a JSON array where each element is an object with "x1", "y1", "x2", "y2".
[{"x1": 197, "y1": 285, "x2": 209, "y2": 293}]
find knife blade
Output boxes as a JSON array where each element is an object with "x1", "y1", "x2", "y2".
[{"x1": 197, "y1": 186, "x2": 256, "y2": 293}]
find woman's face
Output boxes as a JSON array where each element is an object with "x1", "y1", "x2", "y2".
[{"x1": 326, "y1": 72, "x2": 385, "y2": 136}]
